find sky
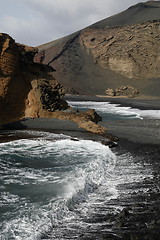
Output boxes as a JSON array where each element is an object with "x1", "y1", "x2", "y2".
[{"x1": 0, "y1": 0, "x2": 148, "y2": 46}]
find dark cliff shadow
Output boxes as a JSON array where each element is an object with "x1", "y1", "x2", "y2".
[{"x1": 2, "y1": 119, "x2": 28, "y2": 130}]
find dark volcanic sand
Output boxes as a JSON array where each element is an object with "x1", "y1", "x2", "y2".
[
  {"x1": 101, "y1": 118, "x2": 160, "y2": 144},
  {"x1": 65, "y1": 96, "x2": 160, "y2": 239},
  {"x1": 113, "y1": 141, "x2": 160, "y2": 240},
  {"x1": 99, "y1": 101, "x2": 160, "y2": 239},
  {"x1": 1, "y1": 97, "x2": 160, "y2": 239}
]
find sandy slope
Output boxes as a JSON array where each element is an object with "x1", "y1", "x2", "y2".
[{"x1": 35, "y1": 1, "x2": 160, "y2": 98}]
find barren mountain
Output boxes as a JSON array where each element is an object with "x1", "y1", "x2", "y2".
[{"x1": 35, "y1": 1, "x2": 160, "y2": 98}]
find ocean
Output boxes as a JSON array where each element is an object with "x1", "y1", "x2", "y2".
[{"x1": 0, "y1": 100, "x2": 160, "y2": 240}]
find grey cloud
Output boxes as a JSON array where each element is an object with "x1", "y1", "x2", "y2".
[{"x1": 0, "y1": 0, "x2": 147, "y2": 46}]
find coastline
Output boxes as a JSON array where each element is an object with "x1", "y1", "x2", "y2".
[
  {"x1": 1, "y1": 117, "x2": 117, "y2": 146},
  {"x1": 108, "y1": 119, "x2": 160, "y2": 239},
  {"x1": 101, "y1": 118, "x2": 160, "y2": 144},
  {"x1": 65, "y1": 94, "x2": 160, "y2": 110},
  {"x1": 1, "y1": 118, "x2": 86, "y2": 132},
  {"x1": 1, "y1": 95, "x2": 160, "y2": 145},
  {"x1": 1, "y1": 96, "x2": 160, "y2": 239}
]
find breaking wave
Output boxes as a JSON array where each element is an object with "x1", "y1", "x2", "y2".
[{"x1": 68, "y1": 100, "x2": 160, "y2": 120}]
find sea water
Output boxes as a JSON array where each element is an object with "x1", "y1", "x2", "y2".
[
  {"x1": 68, "y1": 100, "x2": 160, "y2": 120},
  {"x1": 0, "y1": 101, "x2": 159, "y2": 240}
]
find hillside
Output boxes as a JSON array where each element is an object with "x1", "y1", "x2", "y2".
[{"x1": 35, "y1": 1, "x2": 160, "y2": 98}]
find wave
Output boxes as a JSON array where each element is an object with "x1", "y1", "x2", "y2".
[
  {"x1": 0, "y1": 130, "x2": 154, "y2": 239},
  {"x1": 68, "y1": 100, "x2": 160, "y2": 120},
  {"x1": 0, "y1": 134, "x2": 117, "y2": 239}
]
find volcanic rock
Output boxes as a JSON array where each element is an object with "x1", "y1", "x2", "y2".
[
  {"x1": 106, "y1": 86, "x2": 139, "y2": 98},
  {"x1": 105, "y1": 88, "x2": 116, "y2": 97},
  {"x1": 0, "y1": 34, "x2": 106, "y2": 135},
  {"x1": 0, "y1": 33, "x2": 68, "y2": 125},
  {"x1": 35, "y1": 1, "x2": 160, "y2": 98}
]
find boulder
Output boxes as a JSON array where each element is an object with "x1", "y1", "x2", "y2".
[
  {"x1": 105, "y1": 88, "x2": 116, "y2": 96},
  {"x1": 106, "y1": 86, "x2": 139, "y2": 98}
]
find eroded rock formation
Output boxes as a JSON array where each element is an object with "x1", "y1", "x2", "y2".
[
  {"x1": 80, "y1": 21, "x2": 160, "y2": 79},
  {"x1": 0, "y1": 33, "x2": 68, "y2": 125},
  {"x1": 0, "y1": 34, "x2": 106, "y2": 134},
  {"x1": 106, "y1": 86, "x2": 139, "y2": 98}
]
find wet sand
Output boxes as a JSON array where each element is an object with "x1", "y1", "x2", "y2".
[
  {"x1": 2, "y1": 96, "x2": 160, "y2": 145},
  {"x1": 1, "y1": 96, "x2": 160, "y2": 239},
  {"x1": 65, "y1": 95, "x2": 160, "y2": 239},
  {"x1": 2, "y1": 118, "x2": 85, "y2": 132},
  {"x1": 101, "y1": 118, "x2": 160, "y2": 144},
  {"x1": 108, "y1": 128, "x2": 160, "y2": 240}
]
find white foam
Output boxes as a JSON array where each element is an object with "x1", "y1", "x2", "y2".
[
  {"x1": 68, "y1": 100, "x2": 160, "y2": 119},
  {"x1": 0, "y1": 130, "x2": 154, "y2": 239},
  {"x1": 0, "y1": 136, "x2": 117, "y2": 240},
  {"x1": 64, "y1": 143, "x2": 116, "y2": 199}
]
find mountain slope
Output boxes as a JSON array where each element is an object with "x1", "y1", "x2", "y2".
[
  {"x1": 35, "y1": 1, "x2": 160, "y2": 98},
  {"x1": 91, "y1": 1, "x2": 160, "y2": 29}
]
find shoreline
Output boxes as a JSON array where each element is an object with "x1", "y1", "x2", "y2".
[
  {"x1": 1, "y1": 96, "x2": 160, "y2": 239},
  {"x1": 101, "y1": 118, "x2": 160, "y2": 145},
  {"x1": 65, "y1": 94, "x2": 160, "y2": 110},
  {"x1": 1, "y1": 118, "x2": 117, "y2": 146},
  {"x1": 1, "y1": 95, "x2": 160, "y2": 145}
]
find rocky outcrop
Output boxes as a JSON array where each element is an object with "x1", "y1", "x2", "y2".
[
  {"x1": 25, "y1": 79, "x2": 68, "y2": 118},
  {"x1": 105, "y1": 88, "x2": 116, "y2": 97},
  {"x1": 80, "y1": 21, "x2": 160, "y2": 80},
  {"x1": 35, "y1": 1, "x2": 160, "y2": 98},
  {"x1": 49, "y1": 109, "x2": 106, "y2": 134},
  {"x1": 106, "y1": 86, "x2": 139, "y2": 98},
  {"x1": 0, "y1": 34, "x2": 68, "y2": 124},
  {"x1": 0, "y1": 34, "x2": 106, "y2": 135}
]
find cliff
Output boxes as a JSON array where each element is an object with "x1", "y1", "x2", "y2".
[
  {"x1": 0, "y1": 34, "x2": 106, "y2": 135},
  {"x1": 0, "y1": 33, "x2": 68, "y2": 124},
  {"x1": 35, "y1": 1, "x2": 160, "y2": 98}
]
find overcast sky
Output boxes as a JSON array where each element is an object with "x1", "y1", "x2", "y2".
[{"x1": 0, "y1": 0, "x2": 147, "y2": 46}]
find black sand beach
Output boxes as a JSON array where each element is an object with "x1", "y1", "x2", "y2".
[
  {"x1": 101, "y1": 118, "x2": 160, "y2": 144},
  {"x1": 98, "y1": 98, "x2": 160, "y2": 239},
  {"x1": 65, "y1": 95, "x2": 160, "y2": 110},
  {"x1": 1, "y1": 96, "x2": 160, "y2": 239},
  {"x1": 2, "y1": 96, "x2": 160, "y2": 137},
  {"x1": 107, "y1": 126, "x2": 160, "y2": 240},
  {"x1": 2, "y1": 118, "x2": 85, "y2": 132}
]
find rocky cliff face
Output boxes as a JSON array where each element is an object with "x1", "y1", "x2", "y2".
[
  {"x1": 0, "y1": 33, "x2": 67, "y2": 125},
  {"x1": 80, "y1": 21, "x2": 160, "y2": 80},
  {"x1": 35, "y1": 1, "x2": 160, "y2": 98},
  {"x1": 0, "y1": 34, "x2": 106, "y2": 135}
]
